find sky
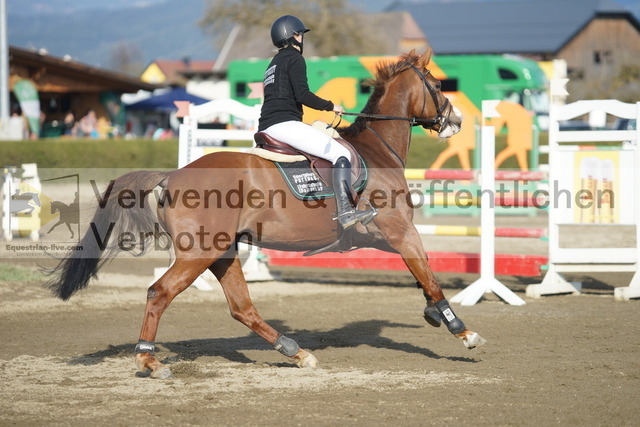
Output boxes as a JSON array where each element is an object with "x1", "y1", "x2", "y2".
[{"x1": 6, "y1": 0, "x2": 640, "y2": 70}]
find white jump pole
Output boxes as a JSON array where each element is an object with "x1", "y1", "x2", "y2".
[{"x1": 450, "y1": 101, "x2": 526, "y2": 306}]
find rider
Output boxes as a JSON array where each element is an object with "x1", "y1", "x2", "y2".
[{"x1": 258, "y1": 15, "x2": 377, "y2": 230}]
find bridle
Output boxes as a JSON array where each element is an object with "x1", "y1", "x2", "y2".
[
  {"x1": 335, "y1": 63, "x2": 454, "y2": 167},
  {"x1": 340, "y1": 64, "x2": 452, "y2": 131},
  {"x1": 408, "y1": 64, "x2": 452, "y2": 131}
]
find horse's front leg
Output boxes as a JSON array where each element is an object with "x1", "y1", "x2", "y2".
[
  {"x1": 47, "y1": 220, "x2": 62, "y2": 234},
  {"x1": 135, "y1": 257, "x2": 211, "y2": 379},
  {"x1": 380, "y1": 223, "x2": 486, "y2": 349}
]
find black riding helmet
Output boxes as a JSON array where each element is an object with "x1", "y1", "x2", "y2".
[{"x1": 270, "y1": 15, "x2": 310, "y2": 53}]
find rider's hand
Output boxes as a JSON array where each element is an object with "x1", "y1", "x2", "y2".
[{"x1": 333, "y1": 105, "x2": 344, "y2": 116}]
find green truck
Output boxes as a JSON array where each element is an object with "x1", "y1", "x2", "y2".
[{"x1": 227, "y1": 54, "x2": 548, "y2": 121}]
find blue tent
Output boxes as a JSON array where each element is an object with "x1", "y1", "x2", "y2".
[{"x1": 125, "y1": 87, "x2": 210, "y2": 111}]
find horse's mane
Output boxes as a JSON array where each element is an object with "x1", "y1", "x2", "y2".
[{"x1": 338, "y1": 50, "x2": 424, "y2": 138}]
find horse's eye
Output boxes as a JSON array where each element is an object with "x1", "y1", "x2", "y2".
[{"x1": 436, "y1": 82, "x2": 442, "y2": 90}]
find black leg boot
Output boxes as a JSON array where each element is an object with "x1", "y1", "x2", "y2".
[{"x1": 333, "y1": 156, "x2": 377, "y2": 229}]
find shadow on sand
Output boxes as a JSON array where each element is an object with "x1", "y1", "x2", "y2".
[{"x1": 69, "y1": 318, "x2": 480, "y2": 367}]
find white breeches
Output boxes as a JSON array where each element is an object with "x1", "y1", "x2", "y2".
[{"x1": 262, "y1": 121, "x2": 351, "y2": 164}]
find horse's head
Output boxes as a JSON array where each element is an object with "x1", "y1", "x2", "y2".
[
  {"x1": 339, "y1": 50, "x2": 463, "y2": 142},
  {"x1": 403, "y1": 49, "x2": 463, "y2": 138}
]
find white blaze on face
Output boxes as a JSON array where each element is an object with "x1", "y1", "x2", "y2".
[{"x1": 437, "y1": 105, "x2": 463, "y2": 138}]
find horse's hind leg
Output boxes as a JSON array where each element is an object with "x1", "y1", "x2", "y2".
[
  {"x1": 135, "y1": 257, "x2": 211, "y2": 379},
  {"x1": 210, "y1": 254, "x2": 318, "y2": 368},
  {"x1": 65, "y1": 222, "x2": 74, "y2": 239}
]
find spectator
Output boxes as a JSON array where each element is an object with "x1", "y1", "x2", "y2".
[
  {"x1": 96, "y1": 117, "x2": 113, "y2": 138},
  {"x1": 62, "y1": 112, "x2": 77, "y2": 136},
  {"x1": 8, "y1": 111, "x2": 26, "y2": 140},
  {"x1": 144, "y1": 120, "x2": 158, "y2": 139},
  {"x1": 77, "y1": 110, "x2": 98, "y2": 138}
]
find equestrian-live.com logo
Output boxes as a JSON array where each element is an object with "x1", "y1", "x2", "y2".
[{"x1": 4, "y1": 173, "x2": 81, "y2": 256}]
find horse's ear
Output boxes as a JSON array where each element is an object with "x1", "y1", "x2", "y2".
[{"x1": 422, "y1": 47, "x2": 433, "y2": 66}]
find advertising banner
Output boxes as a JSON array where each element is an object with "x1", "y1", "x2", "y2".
[
  {"x1": 13, "y1": 79, "x2": 40, "y2": 137},
  {"x1": 555, "y1": 148, "x2": 635, "y2": 225}
]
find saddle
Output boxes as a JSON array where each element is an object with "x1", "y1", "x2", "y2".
[
  {"x1": 253, "y1": 129, "x2": 369, "y2": 256},
  {"x1": 253, "y1": 131, "x2": 363, "y2": 197}
]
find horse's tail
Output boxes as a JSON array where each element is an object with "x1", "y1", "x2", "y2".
[{"x1": 46, "y1": 170, "x2": 169, "y2": 300}]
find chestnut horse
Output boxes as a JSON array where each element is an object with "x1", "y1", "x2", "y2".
[{"x1": 47, "y1": 50, "x2": 485, "y2": 379}]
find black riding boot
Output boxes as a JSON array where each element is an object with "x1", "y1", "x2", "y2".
[{"x1": 332, "y1": 156, "x2": 377, "y2": 229}]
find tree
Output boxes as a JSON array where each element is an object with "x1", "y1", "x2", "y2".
[
  {"x1": 610, "y1": 64, "x2": 640, "y2": 103},
  {"x1": 571, "y1": 62, "x2": 640, "y2": 103},
  {"x1": 109, "y1": 41, "x2": 144, "y2": 76},
  {"x1": 199, "y1": 0, "x2": 387, "y2": 57}
]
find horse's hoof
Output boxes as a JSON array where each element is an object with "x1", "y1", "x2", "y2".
[
  {"x1": 463, "y1": 332, "x2": 487, "y2": 349},
  {"x1": 150, "y1": 366, "x2": 174, "y2": 379},
  {"x1": 293, "y1": 350, "x2": 318, "y2": 369}
]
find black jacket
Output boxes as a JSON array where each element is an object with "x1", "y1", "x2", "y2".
[{"x1": 258, "y1": 47, "x2": 334, "y2": 131}]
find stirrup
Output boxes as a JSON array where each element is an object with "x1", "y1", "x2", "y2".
[
  {"x1": 333, "y1": 209, "x2": 356, "y2": 221},
  {"x1": 334, "y1": 209, "x2": 377, "y2": 229}
]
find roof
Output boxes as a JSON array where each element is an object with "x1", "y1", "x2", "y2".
[
  {"x1": 370, "y1": 11, "x2": 430, "y2": 48},
  {"x1": 386, "y1": 0, "x2": 639, "y2": 55},
  {"x1": 213, "y1": 11, "x2": 427, "y2": 71},
  {"x1": 151, "y1": 59, "x2": 216, "y2": 84},
  {"x1": 9, "y1": 46, "x2": 159, "y2": 93}
]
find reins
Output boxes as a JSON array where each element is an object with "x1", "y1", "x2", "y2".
[
  {"x1": 365, "y1": 124, "x2": 406, "y2": 168},
  {"x1": 340, "y1": 111, "x2": 438, "y2": 127}
]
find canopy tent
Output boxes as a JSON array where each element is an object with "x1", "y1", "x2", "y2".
[{"x1": 125, "y1": 87, "x2": 210, "y2": 111}]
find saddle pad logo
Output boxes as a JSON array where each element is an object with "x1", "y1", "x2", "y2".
[
  {"x1": 291, "y1": 171, "x2": 326, "y2": 195},
  {"x1": 274, "y1": 159, "x2": 368, "y2": 201},
  {"x1": 275, "y1": 161, "x2": 334, "y2": 200}
]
